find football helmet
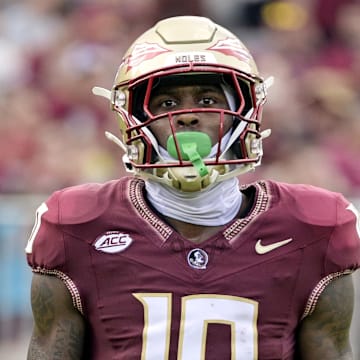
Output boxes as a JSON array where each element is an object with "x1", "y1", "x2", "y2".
[{"x1": 93, "y1": 16, "x2": 272, "y2": 192}]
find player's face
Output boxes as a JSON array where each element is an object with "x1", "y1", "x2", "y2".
[{"x1": 148, "y1": 83, "x2": 233, "y2": 148}]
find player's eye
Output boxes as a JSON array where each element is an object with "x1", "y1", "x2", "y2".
[
  {"x1": 149, "y1": 96, "x2": 178, "y2": 115},
  {"x1": 199, "y1": 97, "x2": 216, "y2": 106},
  {"x1": 161, "y1": 99, "x2": 177, "y2": 108}
]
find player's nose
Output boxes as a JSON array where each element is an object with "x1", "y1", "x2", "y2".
[{"x1": 174, "y1": 112, "x2": 200, "y2": 128}]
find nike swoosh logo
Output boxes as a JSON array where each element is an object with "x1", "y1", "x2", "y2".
[{"x1": 255, "y1": 238, "x2": 293, "y2": 255}]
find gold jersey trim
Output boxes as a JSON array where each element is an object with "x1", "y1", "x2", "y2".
[
  {"x1": 225, "y1": 181, "x2": 271, "y2": 242},
  {"x1": 33, "y1": 267, "x2": 84, "y2": 315},
  {"x1": 130, "y1": 178, "x2": 173, "y2": 242},
  {"x1": 301, "y1": 269, "x2": 354, "y2": 319},
  {"x1": 129, "y1": 178, "x2": 271, "y2": 243}
]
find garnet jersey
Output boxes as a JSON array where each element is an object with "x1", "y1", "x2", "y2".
[{"x1": 26, "y1": 177, "x2": 360, "y2": 360}]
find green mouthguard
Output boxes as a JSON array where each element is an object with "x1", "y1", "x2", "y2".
[{"x1": 166, "y1": 132, "x2": 212, "y2": 177}]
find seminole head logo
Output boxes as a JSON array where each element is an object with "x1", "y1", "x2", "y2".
[{"x1": 187, "y1": 248, "x2": 209, "y2": 269}]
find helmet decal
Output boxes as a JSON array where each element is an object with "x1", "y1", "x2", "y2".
[
  {"x1": 207, "y1": 38, "x2": 252, "y2": 63},
  {"x1": 121, "y1": 42, "x2": 170, "y2": 72}
]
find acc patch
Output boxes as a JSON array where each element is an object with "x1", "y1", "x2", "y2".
[
  {"x1": 94, "y1": 231, "x2": 133, "y2": 254},
  {"x1": 187, "y1": 248, "x2": 209, "y2": 269}
]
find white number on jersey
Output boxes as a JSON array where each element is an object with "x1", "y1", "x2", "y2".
[
  {"x1": 347, "y1": 203, "x2": 360, "y2": 239},
  {"x1": 25, "y1": 202, "x2": 48, "y2": 254},
  {"x1": 134, "y1": 293, "x2": 258, "y2": 360}
]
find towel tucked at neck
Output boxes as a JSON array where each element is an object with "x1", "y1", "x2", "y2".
[{"x1": 145, "y1": 177, "x2": 242, "y2": 226}]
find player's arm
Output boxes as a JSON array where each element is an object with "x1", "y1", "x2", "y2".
[
  {"x1": 27, "y1": 273, "x2": 85, "y2": 360},
  {"x1": 297, "y1": 274, "x2": 355, "y2": 360}
]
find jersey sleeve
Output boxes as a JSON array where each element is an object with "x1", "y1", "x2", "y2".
[
  {"x1": 325, "y1": 194, "x2": 360, "y2": 274},
  {"x1": 25, "y1": 190, "x2": 66, "y2": 271},
  {"x1": 25, "y1": 182, "x2": 113, "y2": 271}
]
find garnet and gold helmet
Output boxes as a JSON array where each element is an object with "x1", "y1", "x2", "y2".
[{"x1": 93, "y1": 16, "x2": 272, "y2": 192}]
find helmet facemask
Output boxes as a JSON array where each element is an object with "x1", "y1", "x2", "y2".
[{"x1": 109, "y1": 68, "x2": 269, "y2": 191}]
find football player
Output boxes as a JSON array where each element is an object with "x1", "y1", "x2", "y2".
[{"x1": 26, "y1": 16, "x2": 360, "y2": 359}]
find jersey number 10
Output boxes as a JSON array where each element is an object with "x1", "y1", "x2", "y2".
[{"x1": 133, "y1": 293, "x2": 259, "y2": 360}]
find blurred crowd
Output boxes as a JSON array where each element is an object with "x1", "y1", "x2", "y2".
[{"x1": 1, "y1": 0, "x2": 359, "y2": 198}]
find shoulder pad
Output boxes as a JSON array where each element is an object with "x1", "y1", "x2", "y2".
[
  {"x1": 273, "y1": 182, "x2": 341, "y2": 226},
  {"x1": 46, "y1": 181, "x2": 119, "y2": 225}
]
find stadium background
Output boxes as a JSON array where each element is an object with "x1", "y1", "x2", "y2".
[{"x1": 0, "y1": 0, "x2": 359, "y2": 358}]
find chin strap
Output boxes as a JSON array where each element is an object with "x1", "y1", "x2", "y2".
[
  {"x1": 92, "y1": 86, "x2": 126, "y2": 152},
  {"x1": 104, "y1": 131, "x2": 127, "y2": 153},
  {"x1": 92, "y1": 86, "x2": 111, "y2": 100},
  {"x1": 264, "y1": 76, "x2": 275, "y2": 89}
]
